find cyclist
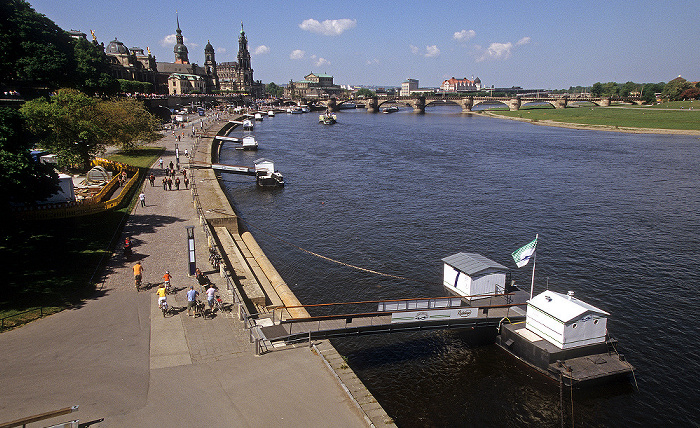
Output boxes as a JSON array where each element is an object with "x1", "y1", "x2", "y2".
[
  {"x1": 162, "y1": 270, "x2": 172, "y2": 293},
  {"x1": 156, "y1": 283, "x2": 167, "y2": 310},
  {"x1": 133, "y1": 261, "x2": 143, "y2": 290}
]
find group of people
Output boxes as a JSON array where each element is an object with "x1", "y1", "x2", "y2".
[
  {"x1": 149, "y1": 163, "x2": 188, "y2": 191},
  {"x1": 133, "y1": 262, "x2": 220, "y2": 317}
]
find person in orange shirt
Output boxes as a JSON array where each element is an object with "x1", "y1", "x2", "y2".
[
  {"x1": 133, "y1": 262, "x2": 143, "y2": 289},
  {"x1": 162, "y1": 271, "x2": 172, "y2": 294}
]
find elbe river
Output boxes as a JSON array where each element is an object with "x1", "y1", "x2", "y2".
[{"x1": 220, "y1": 106, "x2": 699, "y2": 427}]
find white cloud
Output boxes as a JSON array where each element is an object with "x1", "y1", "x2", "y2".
[
  {"x1": 217, "y1": 47, "x2": 226, "y2": 54},
  {"x1": 253, "y1": 45, "x2": 270, "y2": 55},
  {"x1": 425, "y1": 45, "x2": 440, "y2": 58},
  {"x1": 160, "y1": 34, "x2": 183, "y2": 47},
  {"x1": 315, "y1": 57, "x2": 330, "y2": 67},
  {"x1": 299, "y1": 18, "x2": 357, "y2": 36},
  {"x1": 477, "y1": 42, "x2": 513, "y2": 62},
  {"x1": 409, "y1": 45, "x2": 420, "y2": 55},
  {"x1": 290, "y1": 49, "x2": 305, "y2": 60},
  {"x1": 516, "y1": 36, "x2": 531, "y2": 46},
  {"x1": 453, "y1": 29, "x2": 476, "y2": 41},
  {"x1": 366, "y1": 58, "x2": 380, "y2": 65}
]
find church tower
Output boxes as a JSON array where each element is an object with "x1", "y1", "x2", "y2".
[
  {"x1": 204, "y1": 40, "x2": 218, "y2": 92},
  {"x1": 237, "y1": 22, "x2": 253, "y2": 88},
  {"x1": 173, "y1": 15, "x2": 189, "y2": 64}
]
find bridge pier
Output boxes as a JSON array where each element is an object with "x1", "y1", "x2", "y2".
[
  {"x1": 327, "y1": 97, "x2": 338, "y2": 112},
  {"x1": 460, "y1": 96, "x2": 474, "y2": 112},
  {"x1": 413, "y1": 96, "x2": 426, "y2": 113},
  {"x1": 600, "y1": 97, "x2": 611, "y2": 107},
  {"x1": 554, "y1": 96, "x2": 568, "y2": 109},
  {"x1": 506, "y1": 96, "x2": 521, "y2": 111},
  {"x1": 366, "y1": 96, "x2": 379, "y2": 113}
]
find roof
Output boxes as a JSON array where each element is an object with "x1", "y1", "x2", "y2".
[
  {"x1": 528, "y1": 290, "x2": 609, "y2": 323},
  {"x1": 441, "y1": 252, "x2": 508, "y2": 276}
]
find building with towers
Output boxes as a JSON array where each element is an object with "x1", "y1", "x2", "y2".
[
  {"x1": 203, "y1": 40, "x2": 218, "y2": 94},
  {"x1": 217, "y1": 23, "x2": 263, "y2": 98}
]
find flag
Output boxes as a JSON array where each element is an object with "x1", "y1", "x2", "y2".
[{"x1": 512, "y1": 236, "x2": 537, "y2": 268}]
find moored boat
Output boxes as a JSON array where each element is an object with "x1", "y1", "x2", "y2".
[
  {"x1": 237, "y1": 135, "x2": 258, "y2": 151},
  {"x1": 254, "y1": 112, "x2": 264, "y2": 121},
  {"x1": 319, "y1": 112, "x2": 337, "y2": 125},
  {"x1": 382, "y1": 106, "x2": 399, "y2": 114},
  {"x1": 242, "y1": 119, "x2": 254, "y2": 130},
  {"x1": 267, "y1": 110, "x2": 275, "y2": 117}
]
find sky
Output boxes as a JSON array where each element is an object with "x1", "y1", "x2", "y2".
[{"x1": 29, "y1": 0, "x2": 700, "y2": 90}]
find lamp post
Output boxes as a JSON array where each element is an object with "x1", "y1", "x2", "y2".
[{"x1": 186, "y1": 226, "x2": 196, "y2": 276}]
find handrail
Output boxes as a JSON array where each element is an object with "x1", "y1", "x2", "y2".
[
  {"x1": 0, "y1": 405, "x2": 78, "y2": 428},
  {"x1": 0, "y1": 307, "x2": 50, "y2": 330}
]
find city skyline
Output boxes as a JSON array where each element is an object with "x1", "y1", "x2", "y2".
[{"x1": 30, "y1": 0, "x2": 700, "y2": 90}]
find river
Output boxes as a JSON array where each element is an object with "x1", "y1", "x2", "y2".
[{"x1": 219, "y1": 106, "x2": 700, "y2": 427}]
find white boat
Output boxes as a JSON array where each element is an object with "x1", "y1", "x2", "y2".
[
  {"x1": 237, "y1": 135, "x2": 258, "y2": 151},
  {"x1": 254, "y1": 112, "x2": 263, "y2": 121},
  {"x1": 242, "y1": 119, "x2": 254, "y2": 130},
  {"x1": 254, "y1": 158, "x2": 284, "y2": 187},
  {"x1": 288, "y1": 106, "x2": 303, "y2": 114},
  {"x1": 300, "y1": 105, "x2": 310, "y2": 113},
  {"x1": 338, "y1": 102, "x2": 357, "y2": 110},
  {"x1": 267, "y1": 110, "x2": 275, "y2": 117},
  {"x1": 382, "y1": 106, "x2": 399, "y2": 114}
]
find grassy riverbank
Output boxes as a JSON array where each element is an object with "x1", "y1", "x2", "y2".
[
  {"x1": 490, "y1": 103, "x2": 700, "y2": 132},
  {"x1": 0, "y1": 146, "x2": 162, "y2": 330}
]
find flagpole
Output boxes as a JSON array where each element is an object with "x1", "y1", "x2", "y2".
[{"x1": 529, "y1": 233, "x2": 538, "y2": 299}]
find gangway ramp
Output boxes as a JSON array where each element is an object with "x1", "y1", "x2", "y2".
[{"x1": 253, "y1": 293, "x2": 528, "y2": 352}]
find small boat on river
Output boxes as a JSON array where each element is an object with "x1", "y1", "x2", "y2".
[
  {"x1": 267, "y1": 110, "x2": 275, "y2": 117},
  {"x1": 319, "y1": 112, "x2": 337, "y2": 125},
  {"x1": 382, "y1": 106, "x2": 399, "y2": 114},
  {"x1": 237, "y1": 135, "x2": 258, "y2": 151},
  {"x1": 254, "y1": 112, "x2": 264, "y2": 121},
  {"x1": 242, "y1": 119, "x2": 254, "y2": 130}
]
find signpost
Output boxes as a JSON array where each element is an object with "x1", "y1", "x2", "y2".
[{"x1": 186, "y1": 226, "x2": 196, "y2": 276}]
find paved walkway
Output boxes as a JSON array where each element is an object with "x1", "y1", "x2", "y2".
[{"x1": 0, "y1": 115, "x2": 377, "y2": 427}]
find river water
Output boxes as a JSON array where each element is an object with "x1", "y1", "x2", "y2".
[{"x1": 219, "y1": 107, "x2": 700, "y2": 427}]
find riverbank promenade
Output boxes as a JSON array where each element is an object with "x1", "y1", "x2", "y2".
[{"x1": 0, "y1": 115, "x2": 393, "y2": 427}]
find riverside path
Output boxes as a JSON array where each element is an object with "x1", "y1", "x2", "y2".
[{"x1": 0, "y1": 113, "x2": 391, "y2": 427}]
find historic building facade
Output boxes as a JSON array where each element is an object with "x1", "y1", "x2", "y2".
[
  {"x1": 440, "y1": 76, "x2": 482, "y2": 92},
  {"x1": 285, "y1": 72, "x2": 342, "y2": 99},
  {"x1": 217, "y1": 24, "x2": 263, "y2": 98}
]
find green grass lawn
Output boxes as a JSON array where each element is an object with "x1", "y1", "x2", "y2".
[
  {"x1": 493, "y1": 105, "x2": 700, "y2": 130},
  {"x1": 0, "y1": 145, "x2": 163, "y2": 330}
]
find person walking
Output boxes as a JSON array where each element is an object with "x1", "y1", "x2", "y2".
[
  {"x1": 149, "y1": 174, "x2": 155, "y2": 186},
  {"x1": 175, "y1": 177, "x2": 180, "y2": 190},
  {"x1": 139, "y1": 192, "x2": 146, "y2": 207},
  {"x1": 169, "y1": 161, "x2": 174, "y2": 171},
  {"x1": 162, "y1": 177, "x2": 167, "y2": 190},
  {"x1": 183, "y1": 177, "x2": 189, "y2": 189},
  {"x1": 159, "y1": 158, "x2": 164, "y2": 170},
  {"x1": 184, "y1": 149, "x2": 189, "y2": 158},
  {"x1": 186, "y1": 286, "x2": 199, "y2": 317},
  {"x1": 182, "y1": 169, "x2": 187, "y2": 179},
  {"x1": 205, "y1": 284, "x2": 217, "y2": 313},
  {"x1": 167, "y1": 177, "x2": 173, "y2": 190}
]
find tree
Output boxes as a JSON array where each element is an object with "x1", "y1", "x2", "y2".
[
  {"x1": 355, "y1": 88, "x2": 375, "y2": 98},
  {"x1": 99, "y1": 97, "x2": 162, "y2": 150},
  {"x1": 662, "y1": 77, "x2": 691, "y2": 101},
  {"x1": 590, "y1": 82, "x2": 603, "y2": 97},
  {"x1": 118, "y1": 79, "x2": 154, "y2": 94},
  {"x1": 265, "y1": 82, "x2": 283, "y2": 98},
  {"x1": 0, "y1": 0, "x2": 74, "y2": 93},
  {"x1": 0, "y1": 107, "x2": 58, "y2": 208},
  {"x1": 679, "y1": 87, "x2": 700, "y2": 100},
  {"x1": 73, "y1": 37, "x2": 118, "y2": 96},
  {"x1": 21, "y1": 88, "x2": 162, "y2": 170}
]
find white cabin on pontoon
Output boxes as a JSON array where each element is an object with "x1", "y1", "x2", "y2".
[
  {"x1": 526, "y1": 290, "x2": 609, "y2": 350},
  {"x1": 442, "y1": 253, "x2": 508, "y2": 300}
]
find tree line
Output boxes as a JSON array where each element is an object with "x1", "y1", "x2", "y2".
[
  {"x1": 0, "y1": 0, "x2": 162, "y2": 211},
  {"x1": 554, "y1": 77, "x2": 699, "y2": 103}
]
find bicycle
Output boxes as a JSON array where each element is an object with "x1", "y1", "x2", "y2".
[
  {"x1": 214, "y1": 295, "x2": 224, "y2": 312},
  {"x1": 135, "y1": 275, "x2": 142, "y2": 291},
  {"x1": 160, "y1": 299, "x2": 170, "y2": 317},
  {"x1": 195, "y1": 300, "x2": 206, "y2": 318}
]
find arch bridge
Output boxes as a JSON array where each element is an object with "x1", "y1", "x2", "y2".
[{"x1": 322, "y1": 94, "x2": 643, "y2": 113}]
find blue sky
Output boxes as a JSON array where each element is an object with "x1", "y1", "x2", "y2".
[{"x1": 30, "y1": 0, "x2": 699, "y2": 89}]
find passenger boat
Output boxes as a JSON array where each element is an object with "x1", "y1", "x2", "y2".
[
  {"x1": 236, "y1": 135, "x2": 258, "y2": 151},
  {"x1": 267, "y1": 110, "x2": 275, "y2": 117},
  {"x1": 300, "y1": 105, "x2": 310, "y2": 113},
  {"x1": 382, "y1": 106, "x2": 399, "y2": 114},
  {"x1": 287, "y1": 106, "x2": 303, "y2": 114},
  {"x1": 442, "y1": 252, "x2": 635, "y2": 387},
  {"x1": 254, "y1": 158, "x2": 284, "y2": 187},
  {"x1": 319, "y1": 112, "x2": 337, "y2": 125},
  {"x1": 254, "y1": 112, "x2": 264, "y2": 121},
  {"x1": 242, "y1": 119, "x2": 254, "y2": 130}
]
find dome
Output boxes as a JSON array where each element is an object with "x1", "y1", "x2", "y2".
[
  {"x1": 106, "y1": 38, "x2": 129, "y2": 55},
  {"x1": 205, "y1": 40, "x2": 214, "y2": 52},
  {"x1": 174, "y1": 43, "x2": 188, "y2": 54},
  {"x1": 474, "y1": 77, "x2": 481, "y2": 83}
]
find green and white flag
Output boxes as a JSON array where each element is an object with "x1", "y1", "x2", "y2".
[{"x1": 512, "y1": 236, "x2": 537, "y2": 268}]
